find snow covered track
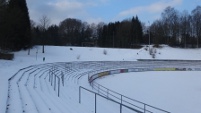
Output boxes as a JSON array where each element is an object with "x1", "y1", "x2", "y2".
[{"x1": 5, "y1": 61, "x2": 201, "y2": 113}]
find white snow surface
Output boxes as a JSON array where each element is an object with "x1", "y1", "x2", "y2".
[{"x1": 0, "y1": 45, "x2": 201, "y2": 113}]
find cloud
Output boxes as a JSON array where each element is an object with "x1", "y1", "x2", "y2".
[
  {"x1": 86, "y1": 17, "x2": 103, "y2": 24},
  {"x1": 47, "y1": 0, "x2": 84, "y2": 11},
  {"x1": 27, "y1": 0, "x2": 90, "y2": 24},
  {"x1": 118, "y1": 0, "x2": 182, "y2": 17},
  {"x1": 27, "y1": 0, "x2": 108, "y2": 25}
]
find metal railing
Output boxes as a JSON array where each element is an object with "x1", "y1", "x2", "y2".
[
  {"x1": 79, "y1": 86, "x2": 144, "y2": 113},
  {"x1": 91, "y1": 82, "x2": 170, "y2": 113},
  {"x1": 88, "y1": 68, "x2": 171, "y2": 113}
]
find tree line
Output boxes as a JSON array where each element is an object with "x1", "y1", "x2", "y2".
[
  {"x1": 150, "y1": 6, "x2": 201, "y2": 48},
  {"x1": 98, "y1": 16, "x2": 143, "y2": 48},
  {"x1": 1, "y1": 0, "x2": 201, "y2": 53},
  {"x1": 30, "y1": 5, "x2": 201, "y2": 49},
  {"x1": 31, "y1": 16, "x2": 144, "y2": 49},
  {"x1": 32, "y1": 18, "x2": 96, "y2": 47},
  {"x1": 0, "y1": 0, "x2": 144, "y2": 51}
]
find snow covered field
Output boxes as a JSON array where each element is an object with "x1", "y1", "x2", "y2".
[
  {"x1": 96, "y1": 71, "x2": 201, "y2": 113},
  {"x1": 0, "y1": 45, "x2": 201, "y2": 113}
]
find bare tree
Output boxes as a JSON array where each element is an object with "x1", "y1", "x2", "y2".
[
  {"x1": 59, "y1": 18, "x2": 83, "y2": 45},
  {"x1": 27, "y1": 20, "x2": 37, "y2": 55},
  {"x1": 180, "y1": 10, "x2": 191, "y2": 48},
  {"x1": 161, "y1": 6, "x2": 180, "y2": 46},
  {"x1": 150, "y1": 19, "x2": 166, "y2": 44},
  {"x1": 39, "y1": 15, "x2": 50, "y2": 53},
  {"x1": 191, "y1": 6, "x2": 201, "y2": 48}
]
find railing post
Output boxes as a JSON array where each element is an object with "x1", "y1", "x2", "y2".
[
  {"x1": 120, "y1": 103, "x2": 122, "y2": 113},
  {"x1": 49, "y1": 70, "x2": 50, "y2": 82},
  {"x1": 79, "y1": 86, "x2": 81, "y2": 103},
  {"x1": 120, "y1": 95, "x2": 122, "y2": 113},
  {"x1": 121, "y1": 95, "x2": 123, "y2": 104},
  {"x1": 65, "y1": 63, "x2": 67, "y2": 74},
  {"x1": 95, "y1": 93, "x2": 97, "y2": 113},
  {"x1": 61, "y1": 71, "x2": 64, "y2": 86},
  {"x1": 144, "y1": 104, "x2": 146, "y2": 113},
  {"x1": 98, "y1": 84, "x2": 100, "y2": 94},
  {"x1": 51, "y1": 70, "x2": 53, "y2": 86},
  {"x1": 58, "y1": 77, "x2": 60, "y2": 97},
  {"x1": 54, "y1": 75, "x2": 56, "y2": 91},
  {"x1": 107, "y1": 89, "x2": 109, "y2": 99}
]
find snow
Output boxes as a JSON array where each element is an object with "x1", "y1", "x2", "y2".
[
  {"x1": 0, "y1": 45, "x2": 201, "y2": 113},
  {"x1": 96, "y1": 71, "x2": 201, "y2": 113}
]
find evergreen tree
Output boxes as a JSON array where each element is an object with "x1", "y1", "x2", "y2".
[
  {"x1": 135, "y1": 16, "x2": 143, "y2": 44},
  {"x1": 98, "y1": 16, "x2": 143, "y2": 48},
  {"x1": 7, "y1": 0, "x2": 31, "y2": 51},
  {"x1": 131, "y1": 16, "x2": 143, "y2": 45},
  {"x1": 0, "y1": 0, "x2": 8, "y2": 50},
  {"x1": 46, "y1": 25, "x2": 60, "y2": 46}
]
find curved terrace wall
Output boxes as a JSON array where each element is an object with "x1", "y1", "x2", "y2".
[{"x1": 88, "y1": 67, "x2": 200, "y2": 83}]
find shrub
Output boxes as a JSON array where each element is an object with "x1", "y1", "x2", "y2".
[
  {"x1": 0, "y1": 53, "x2": 14, "y2": 60},
  {"x1": 153, "y1": 44, "x2": 162, "y2": 48},
  {"x1": 152, "y1": 53, "x2": 155, "y2": 59},
  {"x1": 103, "y1": 49, "x2": 107, "y2": 55},
  {"x1": 77, "y1": 55, "x2": 80, "y2": 60},
  {"x1": 144, "y1": 47, "x2": 148, "y2": 51},
  {"x1": 149, "y1": 47, "x2": 153, "y2": 55},
  {"x1": 149, "y1": 47, "x2": 157, "y2": 55},
  {"x1": 154, "y1": 48, "x2": 157, "y2": 53}
]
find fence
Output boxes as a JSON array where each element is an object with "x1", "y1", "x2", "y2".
[
  {"x1": 47, "y1": 66, "x2": 65, "y2": 97},
  {"x1": 91, "y1": 81, "x2": 170, "y2": 113},
  {"x1": 79, "y1": 86, "x2": 144, "y2": 113},
  {"x1": 88, "y1": 68, "x2": 175, "y2": 113}
]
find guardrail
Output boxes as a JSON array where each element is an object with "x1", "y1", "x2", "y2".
[
  {"x1": 91, "y1": 81, "x2": 170, "y2": 113},
  {"x1": 88, "y1": 68, "x2": 181, "y2": 113},
  {"x1": 79, "y1": 86, "x2": 145, "y2": 113},
  {"x1": 137, "y1": 59, "x2": 201, "y2": 62},
  {"x1": 88, "y1": 66, "x2": 201, "y2": 113},
  {"x1": 47, "y1": 66, "x2": 65, "y2": 97}
]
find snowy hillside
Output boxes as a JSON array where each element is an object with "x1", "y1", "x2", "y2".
[{"x1": 1, "y1": 45, "x2": 201, "y2": 113}]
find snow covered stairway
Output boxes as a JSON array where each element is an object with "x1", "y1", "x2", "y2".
[
  {"x1": 6, "y1": 63, "x2": 93, "y2": 113},
  {"x1": 6, "y1": 64, "x2": 52, "y2": 113},
  {"x1": 7, "y1": 66, "x2": 34, "y2": 113},
  {"x1": 6, "y1": 61, "x2": 157, "y2": 113}
]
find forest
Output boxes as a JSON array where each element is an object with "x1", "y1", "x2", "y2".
[{"x1": 1, "y1": 0, "x2": 201, "y2": 53}]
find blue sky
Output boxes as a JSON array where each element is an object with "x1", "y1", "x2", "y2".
[{"x1": 27, "y1": 0, "x2": 201, "y2": 25}]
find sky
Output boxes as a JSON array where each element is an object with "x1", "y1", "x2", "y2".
[{"x1": 26, "y1": 0, "x2": 201, "y2": 25}]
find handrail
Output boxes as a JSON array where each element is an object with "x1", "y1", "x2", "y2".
[
  {"x1": 92, "y1": 82, "x2": 153, "y2": 113},
  {"x1": 79, "y1": 86, "x2": 145, "y2": 113},
  {"x1": 88, "y1": 68, "x2": 171, "y2": 113},
  {"x1": 93, "y1": 81, "x2": 171, "y2": 113}
]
